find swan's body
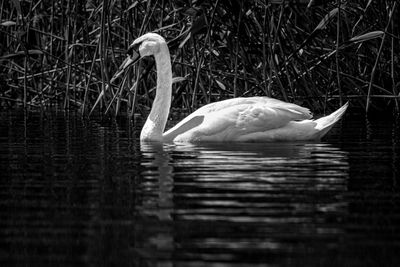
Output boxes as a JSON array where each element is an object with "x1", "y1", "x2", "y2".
[{"x1": 117, "y1": 33, "x2": 348, "y2": 143}]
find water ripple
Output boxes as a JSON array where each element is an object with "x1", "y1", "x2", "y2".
[{"x1": 1, "y1": 111, "x2": 399, "y2": 266}]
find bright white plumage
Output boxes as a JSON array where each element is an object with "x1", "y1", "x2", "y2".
[{"x1": 115, "y1": 33, "x2": 348, "y2": 143}]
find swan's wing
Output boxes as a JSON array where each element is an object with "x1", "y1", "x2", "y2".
[
  {"x1": 162, "y1": 98, "x2": 243, "y2": 141},
  {"x1": 198, "y1": 103, "x2": 311, "y2": 137},
  {"x1": 236, "y1": 104, "x2": 311, "y2": 130},
  {"x1": 194, "y1": 96, "x2": 312, "y2": 118},
  {"x1": 163, "y1": 115, "x2": 204, "y2": 142},
  {"x1": 163, "y1": 96, "x2": 313, "y2": 142}
]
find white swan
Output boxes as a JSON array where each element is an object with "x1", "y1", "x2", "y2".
[{"x1": 115, "y1": 33, "x2": 348, "y2": 143}]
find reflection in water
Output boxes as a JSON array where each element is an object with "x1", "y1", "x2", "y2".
[
  {"x1": 140, "y1": 142, "x2": 174, "y2": 221},
  {"x1": 1, "y1": 111, "x2": 400, "y2": 266},
  {"x1": 135, "y1": 141, "x2": 349, "y2": 265}
]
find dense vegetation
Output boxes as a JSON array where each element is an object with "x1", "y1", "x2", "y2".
[{"x1": 0, "y1": 0, "x2": 399, "y2": 116}]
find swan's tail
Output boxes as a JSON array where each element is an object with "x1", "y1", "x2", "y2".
[{"x1": 314, "y1": 102, "x2": 349, "y2": 139}]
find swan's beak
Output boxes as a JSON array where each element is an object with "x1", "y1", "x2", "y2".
[{"x1": 111, "y1": 46, "x2": 141, "y2": 83}]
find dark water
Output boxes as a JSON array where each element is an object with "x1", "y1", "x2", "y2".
[{"x1": 0, "y1": 110, "x2": 399, "y2": 266}]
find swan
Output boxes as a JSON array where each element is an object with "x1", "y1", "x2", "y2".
[{"x1": 114, "y1": 32, "x2": 348, "y2": 143}]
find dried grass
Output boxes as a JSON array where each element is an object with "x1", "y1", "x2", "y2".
[{"x1": 0, "y1": 0, "x2": 399, "y2": 115}]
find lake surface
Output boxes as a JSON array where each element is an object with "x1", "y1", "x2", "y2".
[{"x1": 0, "y1": 109, "x2": 399, "y2": 266}]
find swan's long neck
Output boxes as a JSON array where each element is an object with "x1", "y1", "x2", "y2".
[{"x1": 140, "y1": 43, "x2": 172, "y2": 142}]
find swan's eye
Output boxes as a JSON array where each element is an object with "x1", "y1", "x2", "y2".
[{"x1": 127, "y1": 43, "x2": 140, "y2": 58}]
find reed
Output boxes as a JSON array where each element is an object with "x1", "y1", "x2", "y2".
[{"x1": 0, "y1": 0, "x2": 399, "y2": 115}]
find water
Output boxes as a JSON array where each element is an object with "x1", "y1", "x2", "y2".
[{"x1": 0, "y1": 110, "x2": 399, "y2": 266}]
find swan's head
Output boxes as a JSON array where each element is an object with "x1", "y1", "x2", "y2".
[
  {"x1": 112, "y1": 33, "x2": 166, "y2": 82},
  {"x1": 129, "y1": 32, "x2": 166, "y2": 58}
]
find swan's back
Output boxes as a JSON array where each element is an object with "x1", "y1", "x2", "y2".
[
  {"x1": 193, "y1": 97, "x2": 312, "y2": 119},
  {"x1": 163, "y1": 97, "x2": 329, "y2": 142}
]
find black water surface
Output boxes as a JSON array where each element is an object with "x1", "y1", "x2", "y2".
[{"x1": 0, "y1": 110, "x2": 399, "y2": 266}]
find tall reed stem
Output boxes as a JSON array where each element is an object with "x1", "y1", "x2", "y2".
[
  {"x1": 366, "y1": 2, "x2": 397, "y2": 112},
  {"x1": 335, "y1": 0, "x2": 342, "y2": 106}
]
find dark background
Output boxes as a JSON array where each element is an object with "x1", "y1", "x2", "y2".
[{"x1": 0, "y1": 0, "x2": 399, "y2": 114}]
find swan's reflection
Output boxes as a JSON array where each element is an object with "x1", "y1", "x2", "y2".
[
  {"x1": 135, "y1": 141, "x2": 350, "y2": 264},
  {"x1": 140, "y1": 142, "x2": 174, "y2": 221}
]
